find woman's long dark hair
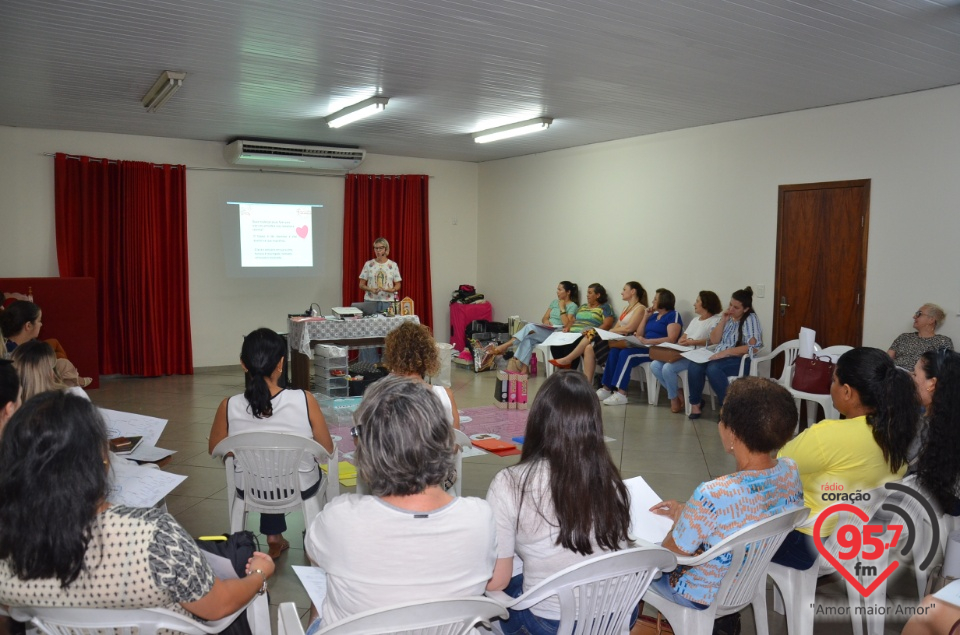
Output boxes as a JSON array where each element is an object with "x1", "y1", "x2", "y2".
[
  {"x1": 559, "y1": 281, "x2": 580, "y2": 305},
  {"x1": 0, "y1": 360, "x2": 18, "y2": 410},
  {"x1": 835, "y1": 347, "x2": 918, "y2": 473},
  {"x1": 0, "y1": 300, "x2": 41, "y2": 338},
  {"x1": 518, "y1": 371, "x2": 631, "y2": 555},
  {"x1": 0, "y1": 392, "x2": 108, "y2": 587},
  {"x1": 731, "y1": 286, "x2": 754, "y2": 347},
  {"x1": 916, "y1": 349, "x2": 960, "y2": 510},
  {"x1": 240, "y1": 328, "x2": 286, "y2": 418},
  {"x1": 625, "y1": 281, "x2": 648, "y2": 307}
]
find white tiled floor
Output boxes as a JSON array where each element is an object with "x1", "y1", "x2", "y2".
[{"x1": 88, "y1": 364, "x2": 920, "y2": 634}]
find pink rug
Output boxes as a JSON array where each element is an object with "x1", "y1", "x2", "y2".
[
  {"x1": 460, "y1": 405, "x2": 530, "y2": 441},
  {"x1": 330, "y1": 405, "x2": 530, "y2": 461}
]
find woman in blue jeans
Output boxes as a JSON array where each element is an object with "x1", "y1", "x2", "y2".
[
  {"x1": 687, "y1": 286, "x2": 762, "y2": 420},
  {"x1": 491, "y1": 281, "x2": 579, "y2": 374}
]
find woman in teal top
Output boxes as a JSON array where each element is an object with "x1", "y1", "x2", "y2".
[
  {"x1": 491, "y1": 281, "x2": 579, "y2": 374},
  {"x1": 548, "y1": 284, "x2": 615, "y2": 364}
]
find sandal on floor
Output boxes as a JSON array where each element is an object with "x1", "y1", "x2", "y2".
[
  {"x1": 549, "y1": 359, "x2": 572, "y2": 369},
  {"x1": 267, "y1": 538, "x2": 290, "y2": 560}
]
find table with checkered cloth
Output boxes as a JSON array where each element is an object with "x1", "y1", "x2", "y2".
[{"x1": 288, "y1": 315, "x2": 421, "y2": 359}]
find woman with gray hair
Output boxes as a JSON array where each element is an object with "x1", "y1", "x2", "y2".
[
  {"x1": 887, "y1": 303, "x2": 953, "y2": 370},
  {"x1": 303, "y1": 375, "x2": 496, "y2": 632}
]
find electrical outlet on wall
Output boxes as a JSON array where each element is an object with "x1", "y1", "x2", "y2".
[{"x1": 756, "y1": 285, "x2": 765, "y2": 298}]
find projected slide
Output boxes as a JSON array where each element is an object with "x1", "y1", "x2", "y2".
[{"x1": 236, "y1": 203, "x2": 315, "y2": 267}]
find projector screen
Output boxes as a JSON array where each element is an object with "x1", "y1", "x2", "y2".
[{"x1": 233, "y1": 202, "x2": 317, "y2": 267}]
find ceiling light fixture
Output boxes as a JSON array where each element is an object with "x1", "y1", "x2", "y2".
[
  {"x1": 472, "y1": 117, "x2": 553, "y2": 144},
  {"x1": 141, "y1": 71, "x2": 187, "y2": 113},
  {"x1": 325, "y1": 96, "x2": 390, "y2": 128}
]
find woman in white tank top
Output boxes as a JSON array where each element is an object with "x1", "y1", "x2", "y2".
[{"x1": 209, "y1": 328, "x2": 334, "y2": 559}]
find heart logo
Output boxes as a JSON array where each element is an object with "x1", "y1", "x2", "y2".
[
  {"x1": 813, "y1": 503, "x2": 899, "y2": 597},
  {"x1": 296, "y1": 225, "x2": 309, "y2": 238}
]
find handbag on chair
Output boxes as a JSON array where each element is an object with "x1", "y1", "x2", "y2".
[{"x1": 791, "y1": 354, "x2": 835, "y2": 394}]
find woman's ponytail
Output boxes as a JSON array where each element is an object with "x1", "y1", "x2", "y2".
[{"x1": 240, "y1": 328, "x2": 286, "y2": 418}]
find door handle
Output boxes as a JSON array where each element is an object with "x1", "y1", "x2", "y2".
[{"x1": 780, "y1": 296, "x2": 789, "y2": 316}]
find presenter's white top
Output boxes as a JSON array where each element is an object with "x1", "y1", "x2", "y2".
[{"x1": 359, "y1": 258, "x2": 402, "y2": 301}]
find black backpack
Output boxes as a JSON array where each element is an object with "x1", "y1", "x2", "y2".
[{"x1": 195, "y1": 532, "x2": 260, "y2": 635}]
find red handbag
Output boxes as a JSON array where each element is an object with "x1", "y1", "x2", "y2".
[{"x1": 791, "y1": 354, "x2": 835, "y2": 394}]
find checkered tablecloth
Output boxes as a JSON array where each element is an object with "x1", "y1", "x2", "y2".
[{"x1": 289, "y1": 315, "x2": 420, "y2": 359}]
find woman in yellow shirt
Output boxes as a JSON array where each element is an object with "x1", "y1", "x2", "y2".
[{"x1": 771, "y1": 347, "x2": 918, "y2": 569}]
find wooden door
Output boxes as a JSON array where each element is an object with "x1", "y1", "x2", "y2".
[{"x1": 773, "y1": 180, "x2": 870, "y2": 350}]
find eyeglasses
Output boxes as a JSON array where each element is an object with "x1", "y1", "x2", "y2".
[
  {"x1": 350, "y1": 425, "x2": 361, "y2": 440},
  {"x1": 914, "y1": 311, "x2": 931, "y2": 319}
]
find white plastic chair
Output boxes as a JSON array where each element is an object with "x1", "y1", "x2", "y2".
[
  {"x1": 677, "y1": 369, "x2": 716, "y2": 416},
  {"x1": 302, "y1": 597, "x2": 509, "y2": 635},
  {"x1": 536, "y1": 342, "x2": 555, "y2": 377},
  {"x1": 211, "y1": 431, "x2": 339, "y2": 534},
  {"x1": 277, "y1": 601, "x2": 305, "y2": 635},
  {"x1": 768, "y1": 485, "x2": 889, "y2": 635},
  {"x1": 9, "y1": 604, "x2": 248, "y2": 635},
  {"x1": 486, "y1": 546, "x2": 677, "y2": 635},
  {"x1": 643, "y1": 507, "x2": 808, "y2": 635},
  {"x1": 787, "y1": 345, "x2": 853, "y2": 427},
  {"x1": 749, "y1": 339, "x2": 803, "y2": 386}
]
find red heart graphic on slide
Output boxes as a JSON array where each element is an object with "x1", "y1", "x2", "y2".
[
  {"x1": 296, "y1": 225, "x2": 309, "y2": 238},
  {"x1": 813, "y1": 503, "x2": 899, "y2": 597}
]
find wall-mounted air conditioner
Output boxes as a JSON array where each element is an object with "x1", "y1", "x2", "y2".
[{"x1": 223, "y1": 140, "x2": 365, "y2": 172}]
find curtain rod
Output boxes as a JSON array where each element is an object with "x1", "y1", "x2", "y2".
[{"x1": 43, "y1": 153, "x2": 433, "y2": 179}]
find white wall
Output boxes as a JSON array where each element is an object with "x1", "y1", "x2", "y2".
[
  {"x1": 477, "y1": 84, "x2": 960, "y2": 351},
  {"x1": 0, "y1": 126, "x2": 479, "y2": 366}
]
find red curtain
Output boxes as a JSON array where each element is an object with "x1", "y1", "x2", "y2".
[
  {"x1": 342, "y1": 174, "x2": 433, "y2": 329},
  {"x1": 55, "y1": 154, "x2": 193, "y2": 376}
]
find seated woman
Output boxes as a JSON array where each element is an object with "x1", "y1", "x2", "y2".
[
  {"x1": 0, "y1": 360, "x2": 20, "y2": 433},
  {"x1": 490, "y1": 281, "x2": 579, "y2": 374},
  {"x1": 687, "y1": 287, "x2": 761, "y2": 420},
  {"x1": 549, "y1": 281, "x2": 647, "y2": 378},
  {"x1": 771, "y1": 347, "x2": 918, "y2": 570},
  {"x1": 888, "y1": 303, "x2": 953, "y2": 370},
  {"x1": 486, "y1": 370, "x2": 633, "y2": 635},
  {"x1": 649, "y1": 377, "x2": 802, "y2": 619},
  {"x1": 0, "y1": 391, "x2": 275, "y2": 625},
  {"x1": 383, "y1": 321, "x2": 460, "y2": 428},
  {"x1": 0, "y1": 300, "x2": 89, "y2": 386},
  {"x1": 209, "y1": 327, "x2": 334, "y2": 560},
  {"x1": 914, "y1": 348, "x2": 960, "y2": 515},
  {"x1": 651, "y1": 290, "x2": 723, "y2": 413},
  {"x1": 596, "y1": 288, "x2": 682, "y2": 406},
  {"x1": 304, "y1": 375, "x2": 496, "y2": 632},
  {"x1": 546, "y1": 283, "x2": 615, "y2": 368},
  {"x1": 11, "y1": 340, "x2": 89, "y2": 402}
]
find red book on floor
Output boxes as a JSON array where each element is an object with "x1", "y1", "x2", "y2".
[{"x1": 471, "y1": 438, "x2": 522, "y2": 456}]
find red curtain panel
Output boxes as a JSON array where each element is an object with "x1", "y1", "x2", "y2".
[
  {"x1": 54, "y1": 153, "x2": 193, "y2": 376},
  {"x1": 342, "y1": 174, "x2": 434, "y2": 329}
]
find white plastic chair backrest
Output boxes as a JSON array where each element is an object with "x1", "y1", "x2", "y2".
[
  {"x1": 277, "y1": 601, "x2": 306, "y2": 635},
  {"x1": 507, "y1": 547, "x2": 677, "y2": 635},
  {"x1": 805, "y1": 485, "x2": 888, "y2": 565},
  {"x1": 8, "y1": 605, "x2": 240, "y2": 635},
  {"x1": 211, "y1": 431, "x2": 338, "y2": 511},
  {"x1": 817, "y1": 345, "x2": 854, "y2": 359},
  {"x1": 687, "y1": 507, "x2": 808, "y2": 611},
  {"x1": 750, "y1": 339, "x2": 804, "y2": 385},
  {"x1": 313, "y1": 597, "x2": 509, "y2": 635}
]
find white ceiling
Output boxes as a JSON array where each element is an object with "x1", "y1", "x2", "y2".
[{"x1": 1, "y1": 0, "x2": 959, "y2": 163}]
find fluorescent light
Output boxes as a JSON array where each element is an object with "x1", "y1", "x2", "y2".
[
  {"x1": 325, "y1": 96, "x2": 389, "y2": 128},
  {"x1": 472, "y1": 117, "x2": 553, "y2": 143},
  {"x1": 141, "y1": 71, "x2": 186, "y2": 113}
]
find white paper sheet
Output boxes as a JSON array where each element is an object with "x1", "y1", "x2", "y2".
[
  {"x1": 201, "y1": 551, "x2": 238, "y2": 579},
  {"x1": 934, "y1": 579, "x2": 960, "y2": 608},
  {"x1": 460, "y1": 445, "x2": 487, "y2": 458},
  {"x1": 293, "y1": 565, "x2": 329, "y2": 617},
  {"x1": 681, "y1": 348, "x2": 716, "y2": 364},
  {"x1": 541, "y1": 331, "x2": 583, "y2": 346},
  {"x1": 625, "y1": 476, "x2": 675, "y2": 544},
  {"x1": 107, "y1": 460, "x2": 187, "y2": 507},
  {"x1": 656, "y1": 342, "x2": 695, "y2": 352},
  {"x1": 99, "y1": 408, "x2": 168, "y2": 447},
  {"x1": 127, "y1": 445, "x2": 177, "y2": 462},
  {"x1": 799, "y1": 327, "x2": 817, "y2": 359}
]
